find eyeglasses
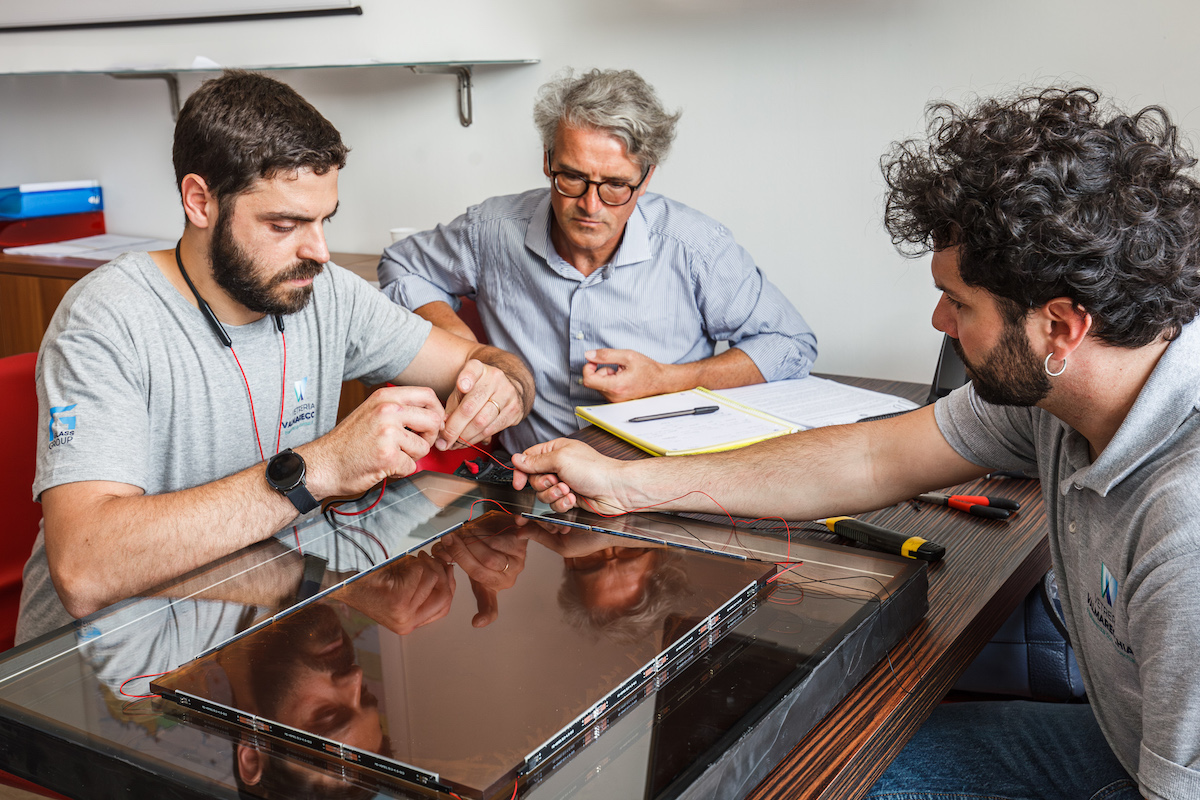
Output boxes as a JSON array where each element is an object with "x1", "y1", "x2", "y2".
[
  {"x1": 565, "y1": 547, "x2": 655, "y2": 572},
  {"x1": 547, "y1": 152, "x2": 651, "y2": 207}
]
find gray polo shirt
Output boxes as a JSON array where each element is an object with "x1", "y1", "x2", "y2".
[
  {"x1": 936, "y1": 322, "x2": 1200, "y2": 800},
  {"x1": 19, "y1": 251, "x2": 431, "y2": 644}
]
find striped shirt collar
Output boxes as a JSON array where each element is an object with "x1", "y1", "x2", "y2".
[{"x1": 524, "y1": 192, "x2": 653, "y2": 281}]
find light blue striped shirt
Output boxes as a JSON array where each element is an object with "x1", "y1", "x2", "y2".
[{"x1": 378, "y1": 189, "x2": 817, "y2": 452}]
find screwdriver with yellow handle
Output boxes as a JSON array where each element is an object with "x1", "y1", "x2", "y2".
[{"x1": 820, "y1": 516, "x2": 946, "y2": 562}]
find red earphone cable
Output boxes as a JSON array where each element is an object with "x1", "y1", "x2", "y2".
[{"x1": 228, "y1": 331, "x2": 288, "y2": 463}]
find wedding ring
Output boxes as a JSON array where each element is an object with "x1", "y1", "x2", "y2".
[
  {"x1": 487, "y1": 399, "x2": 502, "y2": 416},
  {"x1": 503, "y1": 557, "x2": 511, "y2": 573}
]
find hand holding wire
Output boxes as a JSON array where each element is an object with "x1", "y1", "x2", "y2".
[{"x1": 438, "y1": 358, "x2": 524, "y2": 451}]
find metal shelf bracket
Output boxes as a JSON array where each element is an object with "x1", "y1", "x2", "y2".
[
  {"x1": 109, "y1": 72, "x2": 181, "y2": 121},
  {"x1": 409, "y1": 65, "x2": 473, "y2": 127}
]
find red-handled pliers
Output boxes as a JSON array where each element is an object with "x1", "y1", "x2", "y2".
[{"x1": 916, "y1": 492, "x2": 1020, "y2": 520}]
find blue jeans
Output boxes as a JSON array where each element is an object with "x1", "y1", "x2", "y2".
[{"x1": 866, "y1": 701, "x2": 1140, "y2": 800}]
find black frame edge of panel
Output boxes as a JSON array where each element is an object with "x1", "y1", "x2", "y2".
[
  {"x1": 0, "y1": 7, "x2": 363, "y2": 34},
  {"x1": 659, "y1": 563, "x2": 930, "y2": 800},
  {"x1": 0, "y1": 698, "x2": 226, "y2": 800}
]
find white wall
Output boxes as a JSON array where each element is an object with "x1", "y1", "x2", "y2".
[{"x1": 3, "y1": 0, "x2": 1199, "y2": 382}]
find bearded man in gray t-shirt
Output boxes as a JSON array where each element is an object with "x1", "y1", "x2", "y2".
[
  {"x1": 21, "y1": 71, "x2": 534, "y2": 644},
  {"x1": 512, "y1": 89, "x2": 1200, "y2": 800}
]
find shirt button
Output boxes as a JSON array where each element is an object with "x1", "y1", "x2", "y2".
[
  {"x1": 1073, "y1": 482, "x2": 1083, "y2": 490},
  {"x1": 1068, "y1": 521, "x2": 1077, "y2": 533},
  {"x1": 574, "y1": 332, "x2": 584, "y2": 340},
  {"x1": 576, "y1": 377, "x2": 584, "y2": 385}
]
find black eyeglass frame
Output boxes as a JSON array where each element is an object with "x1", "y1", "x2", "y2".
[{"x1": 545, "y1": 150, "x2": 652, "y2": 207}]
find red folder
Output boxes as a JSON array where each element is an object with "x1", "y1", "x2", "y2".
[{"x1": 0, "y1": 211, "x2": 106, "y2": 248}]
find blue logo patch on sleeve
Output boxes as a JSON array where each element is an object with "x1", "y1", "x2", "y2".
[{"x1": 48, "y1": 404, "x2": 77, "y2": 448}]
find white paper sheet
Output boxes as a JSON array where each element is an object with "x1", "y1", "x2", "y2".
[
  {"x1": 577, "y1": 390, "x2": 793, "y2": 454},
  {"x1": 717, "y1": 377, "x2": 919, "y2": 428},
  {"x1": 4, "y1": 233, "x2": 176, "y2": 259}
]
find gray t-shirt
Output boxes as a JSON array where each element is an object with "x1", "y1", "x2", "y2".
[
  {"x1": 935, "y1": 321, "x2": 1200, "y2": 800},
  {"x1": 18, "y1": 251, "x2": 432, "y2": 643}
]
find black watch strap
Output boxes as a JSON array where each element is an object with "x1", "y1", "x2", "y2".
[
  {"x1": 296, "y1": 554, "x2": 328, "y2": 602},
  {"x1": 284, "y1": 483, "x2": 319, "y2": 514}
]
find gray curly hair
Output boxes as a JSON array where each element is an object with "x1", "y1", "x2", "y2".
[{"x1": 533, "y1": 68, "x2": 681, "y2": 168}]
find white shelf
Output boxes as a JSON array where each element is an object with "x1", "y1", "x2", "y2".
[{"x1": 3, "y1": 59, "x2": 540, "y2": 126}]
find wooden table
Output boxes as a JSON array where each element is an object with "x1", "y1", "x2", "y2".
[
  {"x1": 571, "y1": 375, "x2": 1050, "y2": 799},
  {"x1": 0, "y1": 256, "x2": 1051, "y2": 799}
]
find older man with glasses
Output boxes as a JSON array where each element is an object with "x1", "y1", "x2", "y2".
[{"x1": 378, "y1": 68, "x2": 817, "y2": 456}]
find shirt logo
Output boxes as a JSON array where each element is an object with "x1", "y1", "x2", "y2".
[
  {"x1": 1087, "y1": 563, "x2": 1135, "y2": 662},
  {"x1": 48, "y1": 404, "x2": 77, "y2": 449},
  {"x1": 284, "y1": 378, "x2": 316, "y2": 436},
  {"x1": 1100, "y1": 562, "x2": 1118, "y2": 606}
]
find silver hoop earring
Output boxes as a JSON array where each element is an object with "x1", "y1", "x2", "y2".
[{"x1": 1044, "y1": 352, "x2": 1066, "y2": 377}]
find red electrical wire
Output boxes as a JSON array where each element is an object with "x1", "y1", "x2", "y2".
[
  {"x1": 457, "y1": 439, "x2": 510, "y2": 469},
  {"x1": 467, "y1": 498, "x2": 518, "y2": 520},
  {"x1": 229, "y1": 347, "x2": 267, "y2": 462},
  {"x1": 228, "y1": 331, "x2": 287, "y2": 462},
  {"x1": 328, "y1": 478, "x2": 388, "y2": 517},
  {"x1": 119, "y1": 671, "x2": 167, "y2": 699},
  {"x1": 581, "y1": 493, "x2": 798, "y2": 561}
]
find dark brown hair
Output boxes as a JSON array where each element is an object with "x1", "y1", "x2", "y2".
[
  {"x1": 173, "y1": 70, "x2": 349, "y2": 204},
  {"x1": 883, "y1": 87, "x2": 1200, "y2": 347}
]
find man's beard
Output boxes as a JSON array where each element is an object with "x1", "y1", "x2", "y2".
[
  {"x1": 210, "y1": 211, "x2": 324, "y2": 316},
  {"x1": 951, "y1": 321, "x2": 1052, "y2": 407}
]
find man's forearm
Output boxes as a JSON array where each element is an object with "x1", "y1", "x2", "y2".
[
  {"x1": 44, "y1": 464, "x2": 302, "y2": 619},
  {"x1": 668, "y1": 347, "x2": 765, "y2": 392},
  {"x1": 609, "y1": 407, "x2": 987, "y2": 520},
  {"x1": 471, "y1": 344, "x2": 535, "y2": 417},
  {"x1": 415, "y1": 300, "x2": 478, "y2": 342}
]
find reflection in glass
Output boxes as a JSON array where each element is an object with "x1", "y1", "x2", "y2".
[
  {"x1": 155, "y1": 512, "x2": 774, "y2": 799},
  {"x1": 0, "y1": 473, "x2": 925, "y2": 800}
]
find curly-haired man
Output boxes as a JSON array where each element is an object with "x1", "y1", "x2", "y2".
[{"x1": 512, "y1": 88, "x2": 1200, "y2": 799}]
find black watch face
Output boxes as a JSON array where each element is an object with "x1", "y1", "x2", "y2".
[{"x1": 267, "y1": 450, "x2": 305, "y2": 490}]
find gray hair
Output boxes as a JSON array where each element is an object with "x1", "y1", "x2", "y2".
[
  {"x1": 533, "y1": 68, "x2": 681, "y2": 168},
  {"x1": 557, "y1": 550, "x2": 691, "y2": 646}
]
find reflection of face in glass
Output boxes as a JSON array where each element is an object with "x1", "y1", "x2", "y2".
[
  {"x1": 223, "y1": 603, "x2": 386, "y2": 798},
  {"x1": 559, "y1": 545, "x2": 691, "y2": 645},
  {"x1": 565, "y1": 547, "x2": 659, "y2": 613}
]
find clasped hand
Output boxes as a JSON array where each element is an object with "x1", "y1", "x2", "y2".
[
  {"x1": 581, "y1": 348, "x2": 674, "y2": 403},
  {"x1": 512, "y1": 438, "x2": 630, "y2": 514},
  {"x1": 431, "y1": 529, "x2": 527, "y2": 628},
  {"x1": 338, "y1": 551, "x2": 456, "y2": 635}
]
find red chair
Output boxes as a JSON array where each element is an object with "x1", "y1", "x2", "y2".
[
  {"x1": 0, "y1": 351, "x2": 69, "y2": 799},
  {"x1": 0, "y1": 352, "x2": 40, "y2": 652},
  {"x1": 414, "y1": 298, "x2": 498, "y2": 474}
]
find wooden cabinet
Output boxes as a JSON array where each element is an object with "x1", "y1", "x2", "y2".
[
  {"x1": 0, "y1": 250, "x2": 377, "y2": 419},
  {"x1": 0, "y1": 254, "x2": 96, "y2": 358}
]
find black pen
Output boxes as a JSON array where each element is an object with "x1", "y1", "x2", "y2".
[
  {"x1": 628, "y1": 405, "x2": 720, "y2": 422},
  {"x1": 822, "y1": 516, "x2": 946, "y2": 562}
]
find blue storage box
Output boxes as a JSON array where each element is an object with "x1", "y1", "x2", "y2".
[{"x1": 0, "y1": 181, "x2": 103, "y2": 220}]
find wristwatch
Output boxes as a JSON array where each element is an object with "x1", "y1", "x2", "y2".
[{"x1": 265, "y1": 448, "x2": 319, "y2": 514}]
